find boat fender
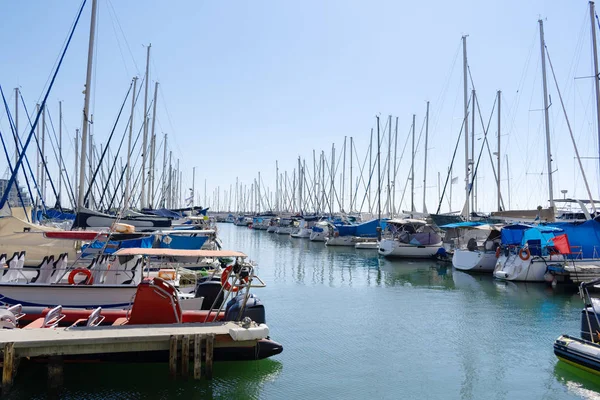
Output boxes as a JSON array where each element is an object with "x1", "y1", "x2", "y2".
[
  {"x1": 68, "y1": 268, "x2": 94, "y2": 285},
  {"x1": 221, "y1": 265, "x2": 249, "y2": 292},
  {"x1": 544, "y1": 272, "x2": 554, "y2": 283},
  {"x1": 518, "y1": 247, "x2": 530, "y2": 261},
  {"x1": 495, "y1": 247, "x2": 501, "y2": 258},
  {"x1": 229, "y1": 323, "x2": 270, "y2": 341},
  {"x1": 333, "y1": 231, "x2": 339, "y2": 237}
]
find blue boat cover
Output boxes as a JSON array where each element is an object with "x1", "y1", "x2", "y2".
[
  {"x1": 500, "y1": 224, "x2": 562, "y2": 246},
  {"x1": 159, "y1": 235, "x2": 207, "y2": 250},
  {"x1": 439, "y1": 221, "x2": 482, "y2": 229},
  {"x1": 82, "y1": 236, "x2": 154, "y2": 255},
  {"x1": 335, "y1": 219, "x2": 380, "y2": 238},
  {"x1": 547, "y1": 220, "x2": 600, "y2": 259}
]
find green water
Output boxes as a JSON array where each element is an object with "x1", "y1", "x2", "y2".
[{"x1": 10, "y1": 223, "x2": 600, "y2": 399}]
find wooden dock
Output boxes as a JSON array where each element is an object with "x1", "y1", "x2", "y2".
[{"x1": 0, "y1": 321, "x2": 262, "y2": 394}]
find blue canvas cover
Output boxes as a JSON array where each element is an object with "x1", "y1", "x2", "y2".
[
  {"x1": 547, "y1": 220, "x2": 600, "y2": 258},
  {"x1": 82, "y1": 236, "x2": 154, "y2": 255},
  {"x1": 159, "y1": 235, "x2": 207, "y2": 250}
]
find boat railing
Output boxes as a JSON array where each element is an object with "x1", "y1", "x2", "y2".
[{"x1": 580, "y1": 281, "x2": 600, "y2": 343}]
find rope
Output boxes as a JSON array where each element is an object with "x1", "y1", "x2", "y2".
[{"x1": 0, "y1": 0, "x2": 88, "y2": 211}]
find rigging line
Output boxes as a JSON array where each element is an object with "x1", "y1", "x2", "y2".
[
  {"x1": 436, "y1": 98, "x2": 470, "y2": 214},
  {"x1": 36, "y1": 1, "x2": 87, "y2": 106},
  {"x1": 105, "y1": 0, "x2": 131, "y2": 78},
  {"x1": 546, "y1": 44, "x2": 596, "y2": 211},
  {"x1": 107, "y1": 0, "x2": 141, "y2": 74},
  {"x1": 8, "y1": 90, "x2": 49, "y2": 213},
  {"x1": 0, "y1": 0, "x2": 88, "y2": 211},
  {"x1": 83, "y1": 81, "x2": 133, "y2": 206},
  {"x1": 39, "y1": 104, "x2": 77, "y2": 208},
  {"x1": 0, "y1": 127, "x2": 29, "y2": 220}
]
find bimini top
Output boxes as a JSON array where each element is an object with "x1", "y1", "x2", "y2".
[
  {"x1": 114, "y1": 248, "x2": 247, "y2": 258},
  {"x1": 387, "y1": 218, "x2": 427, "y2": 225}
]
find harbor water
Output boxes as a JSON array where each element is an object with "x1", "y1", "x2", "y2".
[{"x1": 11, "y1": 223, "x2": 600, "y2": 399}]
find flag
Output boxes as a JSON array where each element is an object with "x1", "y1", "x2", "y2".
[
  {"x1": 551, "y1": 234, "x2": 571, "y2": 255},
  {"x1": 451, "y1": 176, "x2": 458, "y2": 184}
]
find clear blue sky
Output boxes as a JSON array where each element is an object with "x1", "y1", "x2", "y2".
[{"x1": 0, "y1": 0, "x2": 596, "y2": 213}]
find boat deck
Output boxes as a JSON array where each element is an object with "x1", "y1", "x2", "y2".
[{"x1": 0, "y1": 321, "x2": 260, "y2": 393}]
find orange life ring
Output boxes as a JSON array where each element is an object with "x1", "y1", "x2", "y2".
[
  {"x1": 333, "y1": 231, "x2": 339, "y2": 237},
  {"x1": 220, "y1": 266, "x2": 249, "y2": 292},
  {"x1": 68, "y1": 268, "x2": 94, "y2": 285},
  {"x1": 518, "y1": 247, "x2": 531, "y2": 261},
  {"x1": 495, "y1": 247, "x2": 501, "y2": 258}
]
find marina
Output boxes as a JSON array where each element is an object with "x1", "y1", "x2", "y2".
[{"x1": 4, "y1": 0, "x2": 600, "y2": 398}]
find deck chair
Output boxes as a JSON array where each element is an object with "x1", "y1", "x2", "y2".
[
  {"x1": 70, "y1": 307, "x2": 104, "y2": 328},
  {"x1": 36, "y1": 255, "x2": 55, "y2": 284},
  {"x1": 50, "y1": 253, "x2": 69, "y2": 284},
  {"x1": 24, "y1": 305, "x2": 65, "y2": 329},
  {"x1": 0, "y1": 253, "x2": 20, "y2": 283}
]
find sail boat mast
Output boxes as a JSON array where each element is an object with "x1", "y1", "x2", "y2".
[
  {"x1": 539, "y1": 19, "x2": 555, "y2": 209},
  {"x1": 77, "y1": 0, "x2": 98, "y2": 211},
  {"x1": 462, "y1": 35, "x2": 470, "y2": 219},
  {"x1": 590, "y1": 1, "x2": 600, "y2": 197}
]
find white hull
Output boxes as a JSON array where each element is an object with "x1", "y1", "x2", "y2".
[
  {"x1": 275, "y1": 227, "x2": 293, "y2": 235},
  {"x1": 453, "y1": 250, "x2": 497, "y2": 272},
  {"x1": 378, "y1": 239, "x2": 443, "y2": 258},
  {"x1": 355, "y1": 242, "x2": 378, "y2": 250},
  {"x1": 493, "y1": 254, "x2": 600, "y2": 282},
  {"x1": 326, "y1": 236, "x2": 355, "y2": 246},
  {"x1": 291, "y1": 228, "x2": 311, "y2": 238},
  {"x1": 266, "y1": 226, "x2": 277, "y2": 233},
  {"x1": 309, "y1": 231, "x2": 327, "y2": 242},
  {"x1": 0, "y1": 284, "x2": 137, "y2": 308}
]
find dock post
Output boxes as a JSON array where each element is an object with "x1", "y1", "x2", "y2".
[
  {"x1": 2, "y1": 342, "x2": 15, "y2": 394},
  {"x1": 169, "y1": 335, "x2": 178, "y2": 378},
  {"x1": 193, "y1": 334, "x2": 202, "y2": 380},
  {"x1": 181, "y1": 335, "x2": 190, "y2": 378},
  {"x1": 205, "y1": 334, "x2": 214, "y2": 379},
  {"x1": 47, "y1": 355, "x2": 63, "y2": 392}
]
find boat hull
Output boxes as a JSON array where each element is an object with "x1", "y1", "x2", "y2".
[
  {"x1": 0, "y1": 284, "x2": 138, "y2": 308},
  {"x1": 291, "y1": 228, "x2": 311, "y2": 238},
  {"x1": 325, "y1": 236, "x2": 355, "y2": 246},
  {"x1": 453, "y1": 249, "x2": 497, "y2": 272},
  {"x1": 309, "y1": 230, "x2": 326, "y2": 241},
  {"x1": 378, "y1": 239, "x2": 443, "y2": 259},
  {"x1": 554, "y1": 335, "x2": 600, "y2": 376}
]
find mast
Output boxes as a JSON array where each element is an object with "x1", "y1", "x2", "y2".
[
  {"x1": 41, "y1": 105, "x2": 46, "y2": 204},
  {"x1": 368, "y1": 128, "x2": 373, "y2": 213},
  {"x1": 411, "y1": 114, "x2": 415, "y2": 213},
  {"x1": 275, "y1": 161, "x2": 279, "y2": 212},
  {"x1": 149, "y1": 81, "x2": 158, "y2": 208},
  {"x1": 349, "y1": 137, "x2": 353, "y2": 212},
  {"x1": 125, "y1": 77, "x2": 137, "y2": 209},
  {"x1": 58, "y1": 100, "x2": 62, "y2": 206},
  {"x1": 387, "y1": 115, "x2": 392, "y2": 216},
  {"x1": 591, "y1": 1, "x2": 600, "y2": 191},
  {"x1": 392, "y1": 117, "x2": 398, "y2": 217},
  {"x1": 330, "y1": 144, "x2": 335, "y2": 214},
  {"x1": 497, "y1": 90, "x2": 502, "y2": 211},
  {"x1": 539, "y1": 19, "x2": 555, "y2": 209},
  {"x1": 462, "y1": 35, "x2": 470, "y2": 219},
  {"x1": 140, "y1": 44, "x2": 151, "y2": 209},
  {"x1": 162, "y1": 133, "x2": 167, "y2": 208},
  {"x1": 77, "y1": 0, "x2": 98, "y2": 212},
  {"x1": 471, "y1": 89, "x2": 476, "y2": 212},
  {"x1": 192, "y1": 167, "x2": 196, "y2": 208},
  {"x1": 342, "y1": 137, "x2": 346, "y2": 212},
  {"x1": 506, "y1": 154, "x2": 511, "y2": 209},
  {"x1": 423, "y1": 101, "x2": 429, "y2": 213},
  {"x1": 14, "y1": 88, "x2": 18, "y2": 165},
  {"x1": 376, "y1": 116, "x2": 381, "y2": 235},
  {"x1": 74, "y1": 129, "x2": 79, "y2": 207}
]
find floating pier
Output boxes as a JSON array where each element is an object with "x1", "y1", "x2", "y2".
[{"x1": 0, "y1": 321, "x2": 264, "y2": 394}]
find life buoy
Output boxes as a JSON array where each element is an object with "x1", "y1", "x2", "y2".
[
  {"x1": 68, "y1": 268, "x2": 94, "y2": 285},
  {"x1": 220, "y1": 266, "x2": 249, "y2": 292},
  {"x1": 518, "y1": 247, "x2": 531, "y2": 261},
  {"x1": 495, "y1": 247, "x2": 501, "y2": 258},
  {"x1": 333, "y1": 231, "x2": 339, "y2": 238}
]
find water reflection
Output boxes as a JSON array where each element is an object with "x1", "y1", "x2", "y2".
[
  {"x1": 554, "y1": 361, "x2": 600, "y2": 400},
  {"x1": 13, "y1": 359, "x2": 283, "y2": 399}
]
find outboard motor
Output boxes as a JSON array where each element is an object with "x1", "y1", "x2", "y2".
[
  {"x1": 224, "y1": 293, "x2": 266, "y2": 324},
  {"x1": 194, "y1": 276, "x2": 224, "y2": 310}
]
